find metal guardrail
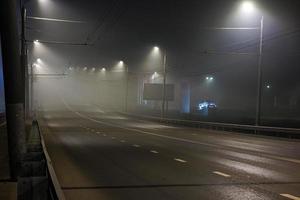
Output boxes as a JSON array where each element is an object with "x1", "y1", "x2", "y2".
[
  {"x1": 36, "y1": 121, "x2": 66, "y2": 200},
  {"x1": 123, "y1": 112, "x2": 300, "y2": 138}
]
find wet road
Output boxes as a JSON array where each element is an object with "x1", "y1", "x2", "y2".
[{"x1": 40, "y1": 106, "x2": 300, "y2": 200}]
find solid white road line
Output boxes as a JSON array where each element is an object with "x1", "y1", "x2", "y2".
[
  {"x1": 133, "y1": 144, "x2": 140, "y2": 148},
  {"x1": 213, "y1": 171, "x2": 231, "y2": 177},
  {"x1": 280, "y1": 194, "x2": 300, "y2": 200},
  {"x1": 174, "y1": 158, "x2": 187, "y2": 163},
  {"x1": 150, "y1": 150, "x2": 159, "y2": 154}
]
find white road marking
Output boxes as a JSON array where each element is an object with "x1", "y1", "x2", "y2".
[
  {"x1": 120, "y1": 140, "x2": 126, "y2": 143},
  {"x1": 192, "y1": 133, "x2": 197, "y2": 136},
  {"x1": 103, "y1": 134, "x2": 106, "y2": 136},
  {"x1": 64, "y1": 102, "x2": 300, "y2": 166},
  {"x1": 111, "y1": 137, "x2": 116, "y2": 139},
  {"x1": 150, "y1": 150, "x2": 159, "y2": 154},
  {"x1": 96, "y1": 131, "x2": 100, "y2": 134},
  {"x1": 133, "y1": 144, "x2": 140, "y2": 148},
  {"x1": 213, "y1": 171, "x2": 231, "y2": 177},
  {"x1": 174, "y1": 158, "x2": 187, "y2": 163},
  {"x1": 280, "y1": 194, "x2": 300, "y2": 200}
]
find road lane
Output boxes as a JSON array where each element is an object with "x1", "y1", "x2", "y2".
[{"x1": 40, "y1": 108, "x2": 300, "y2": 200}]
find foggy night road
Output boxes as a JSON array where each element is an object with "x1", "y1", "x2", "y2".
[{"x1": 40, "y1": 106, "x2": 300, "y2": 200}]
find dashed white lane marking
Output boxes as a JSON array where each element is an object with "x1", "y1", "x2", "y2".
[
  {"x1": 280, "y1": 194, "x2": 300, "y2": 200},
  {"x1": 150, "y1": 150, "x2": 159, "y2": 154},
  {"x1": 111, "y1": 137, "x2": 116, "y2": 139},
  {"x1": 96, "y1": 131, "x2": 100, "y2": 134},
  {"x1": 174, "y1": 158, "x2": 187, "y2": 163},
  {"x1": 133, "y1": 144, "x2": 140, "y2": 148},
  {"x1": 213, "y1": 171, "x2": 231, "y2": 177},
  {"x1": 103, "y1": 134, "x2": 107, "y2": 136},
  {"x1": 120, "y1": 140, "x2": 126, "y2": 143}
]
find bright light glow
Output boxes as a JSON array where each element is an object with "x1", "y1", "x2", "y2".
[
  {"x1": 119, "y1": 61, "x2": 124, "y2": 65},
  {"x1": 101, "y1": 67, "x2": 106, "y2": 72},
  {"x1": 68, "y1": 67, "x2": 73, "y2": 70},
  {"x1": 33, "y1": 63, "x2": 40, "y2": 68},
  {"x1": 266, "y1": 85, "x2": 271, "y2": 89},
  {"x1": 83, "y1": 67, "x2": 87, "y2": 71},
  {"x1": 241, "y1": 1, "x2": 255, "y2": 13},
  {"x1": 198, "y1": 101, "x2": 217, "y2": 111},
  {"x1": 91, "y1": 67, "x2": 95, "y2": 72},
  {"x1": 37, "y1": 58, "x2": 42, "y2": 63},
  {"x1": 154, "y1": 46, "x2": 159, "y2": 51},
  {"x1": 206, "y1": 76, "x2": 214, "y2": 81},
  {"x1": 151, "y1": 71, "x2": 159, "y2": 80},
  {"x1": 34, "y1": 40, "x2": 39, "y2": 44}
]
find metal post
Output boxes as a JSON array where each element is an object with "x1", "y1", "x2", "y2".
[
  {"x1": 161, "y1": 52, "x2": 167, "y2": 118},
  {"x1": 21, "y1": 6, "x2": 29, "y2": 118},
  {"x1": 0, "y1": 0, "x2": 26, "y2": 179},
  {"x1": 255, "y1": 16, "x2": 264, "y2": 126},
  {"x1": 30, "y1": 64, "x2": 34, "y2": 116},
  {"x1": 125, "y1": 66, "x2": 129, "y2": 112}
]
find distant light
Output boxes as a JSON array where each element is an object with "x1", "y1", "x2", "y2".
[
  {"x1": 151, "y1": 71, "x2": 159, "y2": 80},
  {"x1": 83, "y1": 67, "x2": 87, "y2": 71},
  {"x1": 91, "y1": 67, "x2": 95, "y2": 72},
  {"x1": 266, "y1": 85, "x2": 271, "y2": 89},
  {"x1": 241, "y1": 1, "x2": 255, "y2": 13},
  {"x1": 69, "y1": 67, "x2": 73, "y2": 70},
  {"x1": 206, "y1": 76, "x2": 214, "y2": 81},
  {"x1": 119, "y1": 61, "x2": 124, "y2": 65},
  {"x1": 154, "y1": 46, "x2": 159, "y2": 51},
  {"x1": 37, "y1": 58, "x2": 42, "y2": 63},
  {"x1": 101, "y1": 67, "x2": 106, "y2": 72},
  {"x1": 34, "y1": 40, "x2": 39, "y2": 44},
  {"x1": 33, "y1": 63, "x2": 40, "y2": 68}
]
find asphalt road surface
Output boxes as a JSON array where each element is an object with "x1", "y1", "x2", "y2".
[{"x1": 40, "y1": 106, "x2": 300, "y2": 200}]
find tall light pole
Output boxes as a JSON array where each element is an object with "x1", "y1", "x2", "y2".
[
  {"x1": 255, "y1": 16, "x2": 264, "y2": 126},
  {"x1": 125, "y1": 64, "x2": 129, "y2": 112},
  {"x1": 161, "y1": 51, "x2": 167, "y2": 118}
]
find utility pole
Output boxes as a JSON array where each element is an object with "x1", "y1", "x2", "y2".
[
  {"x1": 125, "y1": 66, "x2": 129, "y2": 112},
  {"x1": 255, "y1": 16, "x2": 264, "y2": 126},
  {"x1": 161, "y1": 52, "x2": 167, "y2": 118},
  {"x1": 0, "y1": 0, "x2": 26, "y2": 179},
  {"x1": 21, "y1": 6, "x2": 29, "y2": 118}
]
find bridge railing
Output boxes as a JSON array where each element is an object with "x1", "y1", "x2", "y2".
[{"x1": 122, "y1": 112, "x2": 300, "y2": 138}]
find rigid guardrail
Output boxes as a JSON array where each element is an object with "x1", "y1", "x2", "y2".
[
  {"x1": 123, "y1": 112, "x2": 300, "y2": 138},
  {"x1": 36, "y1": 121, "x2": 66, "y2": 200}
]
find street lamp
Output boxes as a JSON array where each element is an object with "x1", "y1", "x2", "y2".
[
  {"x1": 152, "y1": 46, "x2": 167, "y2": 118},
  {"x1": 237, "y1": 1, "x2": 264, "y2": 126},
  {"x1": 117, "y1": 60, "x2": 129, "y2": 112}
]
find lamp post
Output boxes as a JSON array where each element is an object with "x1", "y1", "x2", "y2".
[
  {"x1": 153, "y1": 46, "x2": 167, "y2": 118},
  {"x1": 255, "y1": 15, "x2": 264, "y2": 126}
]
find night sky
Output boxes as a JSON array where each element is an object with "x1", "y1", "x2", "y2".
[{"x1": 1, "y1": 0, "x2": 300, "y2": 112}]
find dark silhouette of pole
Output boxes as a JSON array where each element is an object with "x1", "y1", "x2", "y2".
[
  {"x1": 0, "y1": 0, "x2": 26, "y2": 179},
  {"x1": 125, "y1": 66, "x2": 129, "y2": 112},
  {"x1": 161, "y1": 52, "x2": 167, "y2": 118},
  {"x1": 255, "y1": 16, "x2": 264, "y2": 126},
  {"x1": 21, "y1": 6, "x2": 29, "y2": 117}
]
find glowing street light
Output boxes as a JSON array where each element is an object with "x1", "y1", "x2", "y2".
[
  {"x1": 37, "y1": 58, "x2": 42, "y2": 63},
  {"x1": 238, "y1": 1, "x2": 264, "y2": 126},
  {"x1": 206, "y1": 76, "x2": 214, "y2": 81},
  {"x1": 34, "y1": 40, "x2": 39, "y2": 44},
  {"x1": 101, "y1": 67, "x2": 106, "y2": 72},
  {"x1": 241, "y1": 1, "x2": 255, "y2": 13},
  {"x1": 266, "y1": 85, "x2": 271, "y2": 89}
]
